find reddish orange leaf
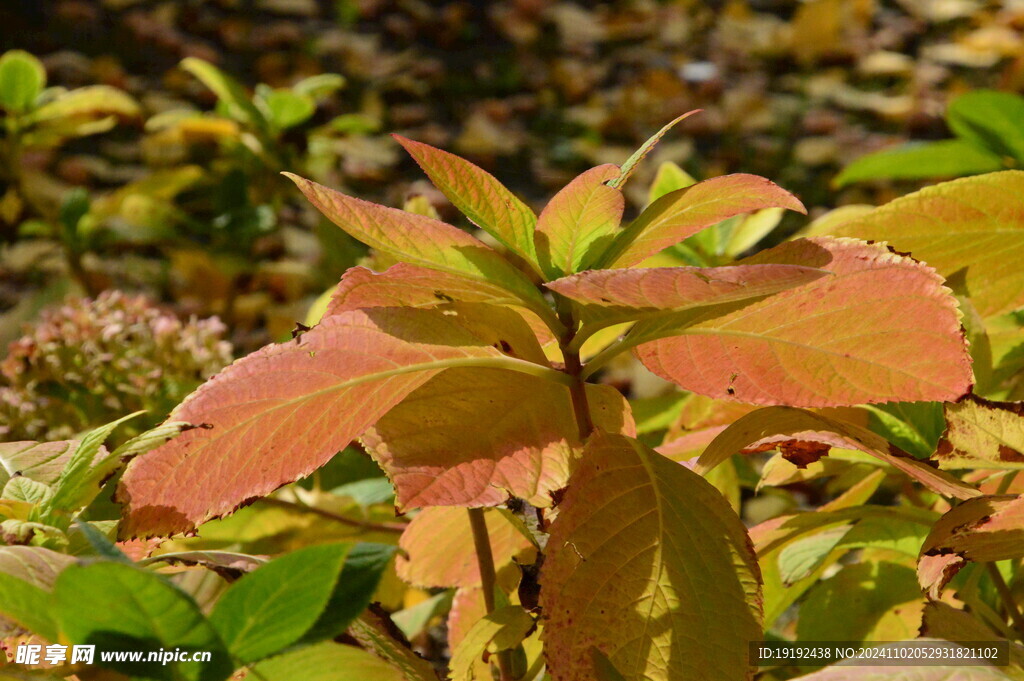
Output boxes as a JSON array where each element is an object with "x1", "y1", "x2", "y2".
[
  {"x1": 392, "y1": 135, "x2": 540, "y2": 271},
  {"x1": 598, "y1": 174, "x2": 806, "y2": 269},
  {"x1": 327, "y1": 264, "x2": 558, "y2": 347},
  {"x1": 396, "y1": 507, "x2": 536, "y2": 589},
  {"x1": 117, "y1": 304, "x2": 562, "y2": 537},
  {"x1": 328, "y1": 264, "x2": 529, "y2": 314},
  {"x1": 540, "y1": 433, "x2": 761, "y2": 681},
  {"x1": 632, "y1": 237, "x2": 973, "y2": 407},
  {"x1": 284, "y1": 173, "x2": 546, "y2": 311},
  {"x1": 548, "y1": 263, "x2": 828, "y2": 332},
  {"x1": 535, "y1": 164, "x2": 624, "y2": 277},
  {"x1": 696, "y1": 407, "x2": 981, "y2": 500},
  {"x1": 362, "y1": 369, "x2": 633, "y2": 509}
]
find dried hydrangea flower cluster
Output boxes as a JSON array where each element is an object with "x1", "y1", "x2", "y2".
[{"x1": 0, "y1": 290, "x2": 232, "y2": 444}]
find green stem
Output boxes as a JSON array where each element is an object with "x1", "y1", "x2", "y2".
[
  {"x1": 556, "y1": 300, "x2": 594, "y2": 440},
  {"x1": 997, "y1": 471, "x2": 1019, "y2": 495},
  {"x1": 987, "y1": 562, "x2": 1024, "y2": 638},
  {"x1": 258, "y1": 497, "x2": 406, "y2": 534},
  {"x1": 580, "y1": 333, "x2": 636, "y2": 381},
  {"x1": 468, "y1": 507, "x2": 515, "y2": 681}
]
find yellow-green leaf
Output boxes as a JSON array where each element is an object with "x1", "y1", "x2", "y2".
[
  {"x1": 820, "y1": 171, "x2": 1024, "y2": 317},
  {"x1": 696, "y1": 406, "x2": 980, "y2": 500},
  {"x1": 540, "y1": 432, "x2": 761, "y2": 681},
  {"x1": 393, "y1": 135, "x2": 540, "y2": 271},
  {"x1": 936, "y1": 395, "x2": 1024, "y2": 470},
  {"x1": 598, "y1": 174, "x2": 806, "y2": 269},
  {"x1": 535, "y1": 164, "x2": 624, "y2": 277}
]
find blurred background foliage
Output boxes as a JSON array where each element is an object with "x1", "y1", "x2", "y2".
[{"x1": 3, "y1": 0, "x2": 1024, "y2": 355}]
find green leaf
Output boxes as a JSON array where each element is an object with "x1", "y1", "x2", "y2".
[
  {"x1": 609, "y1": 111, "x2": 701, "y2": 190},
  {"x1": 301, "y1": 542, "x2": 397, "y2": 643},
  {"x1": 292, "y1": 73, "x2": 346, "y2": 99},
  {"x1": 797, "y1": 562, "x2": 925, "y2": 644},
  {"x1": 30, "y1": 85, "x2": 140, "y2": 122},
  {"x1": 2, "y1": 476, "x2": 53, "y2": 506},
  {"x1": 54, "y1": 562, "x2": 232, "y2": 681},
  {"x1": 252, "y1": 642, "x2": 408, "y2": 681},
  {"x1": 44, "y1": 411, "x2": 143, "y2": 522},
  {"x1": 646, "y1": 161, "x2": 696, "y2": 206},
  {"x1": 0, "y1": 546, "x2": 72, "y2": 640},
  {"x1": 540, "y1": 433, "x2": 761, "y2": 681},
  {"x1": 947, "y1": 90, "x2": 1024, "y2": 163},
  {"x1": 839, "y1": 517, "x2": 928, "y2": 557},
  {"x1": 392, "y1": 135, "x2": 541, "y2": 272},
  {"x1": 72, "y1": 519, "x2": 133, "y2": 564},
  {"x1": 834, "y1": 140, "x2": 1004, "y2": 187},
  {"x1": 259, "y1": 87, "x2": 316, "y2": 130},
  {"x1": 0, "y1": 50, "x2": 46, "y2": 112},
  {"x1": 820, "y1": 170, "x2": 1024, "y2": 317},
  {"x1": 723, "y1": 208, "x2": 786, "y2": 256},
  {"x1": 181, "y1": 57, "x2": 267, "y2": 131},
  {"x1": 210, "y1": 542, "x2": 364, "y2": 663},
  {"x1": 777, "y1": 525, "x2": 851, "y2": 584},
  {"x1": 863, "y1": 402, "x2": 944, "y2": 458},
  {"x1": 0, "y1": 572, "x2": 55, "y2": 640},
  {"x1": 535, "y1": 164, "x2": 625, "y2": 277}
]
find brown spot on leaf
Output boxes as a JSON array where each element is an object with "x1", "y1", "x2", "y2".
[
  {"x1": 999, "y1": 444, "x2": 1024, "y2": 463},
  {"x1": 779, "y1": 440, "x2": 830, "y2": 468}
]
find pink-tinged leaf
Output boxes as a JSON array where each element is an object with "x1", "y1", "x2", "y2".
[
  {"x1": 607, "y1": 111, "x2": 701, "y2": 190},
  {"x1": 326, "y1": 264, "x2": 558, "y2": 347},
  {"x1": 656, "y1": 425, "x2": 728, "y2": 461},
  {"x1": 535, "y1": 164, "x2": 624, "y2": 277},
  {"x1": 547, "y1": 263, "x2": 828, "y2": 331},
  {"x1": 284, "y1": 173, "x2": 546, "y2": 310},
  {"x1": 696, "y1": 407, "x2": 981, "y2": 500},
  {"x1": 117, "y1": 304, "x2": 560, "y2": 537},
  {"x1": 918, "y1": 494, "x2": 1024, "y2": 598},
  {"x1": 362, "y1": 369, "x2": 633, "y2": 510},
  {"x1": 396, "y1": 507, "x2": 536, "y2": 589},
  {"x1": 329, "y1": 264, "x2": 527, "y2": 314},
  {"x1": 821, "y1": 170, "x2": 1024, "y2": 317},
  {"x1": 540, "y1": 432, "x2": 761, "y2": 681},
  {"x1": 392, "y1": 135, "x2": 540, "y2": 270},
  {"x1": 918, "y1": 553, "x2": 965, "y2": 601},
  {"x1": 632, "y1": 237, "x2": 973, "y2": 407},
  {"x1": 598, "y1": 174, "x2": 806, "y2": 269},
  {"x1": 447, "y1": 587, "x2": 486, "y2": 651},
  {"x1": 935, "y1": 395, "x2": 1024, "y2": 470}
]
